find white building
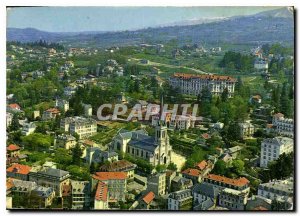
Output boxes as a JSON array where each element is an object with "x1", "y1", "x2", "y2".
[
  {"x1": 272, "y1": 113, "x2": 294, "y2": 138},
  {"x1": 60, "y1": 116, "x2": 97, "y2": 139},
  {"x1": 55, "y1": 98, "x2": 69, "y2": 112},
  {"x1": 94, "y1": 182, "x2": 109, "y2": 210},
  {"x1": 169, "y1": 73, "x2": 236, "y2": 97},
  {"x1": 21, "y1": 122, "x2": 36, "y2": 136},
  {"x1": 239, "y1": 122, "x2": 255, "y2": 139},
  {"x1": 260, "y1": 137, "x2": 293, "y2": 168},
  {"x1": 219, "y1": 188, "x2": 248, "y2": 210},
  {"x1": 254, "y1": 59, "x2": 268, "y2": 71},
  {"x1": 71, "y1": 181, "x2": 91, "y2": 210},
  {"x1": 152, "y1": 113, "x2": 195, "y2": 130},
  {"x1": 6, "y1": 112, "x2": 13, "y2": 128},
  {"x1": 168, "y1": 189, "x2": 193, "y2": 210},
  {"x1": 258, "y1": 178, "x2": 293, "y2": 201}
]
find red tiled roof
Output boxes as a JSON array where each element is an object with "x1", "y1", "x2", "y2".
[
  {"x1": 182, "y1": 168, "x2": 201, "y2": 177},
  {"x1": 46, "y1": 108, "x2": 60, "y2": 114},
  {"x1": 201, "y1": 133, "x2": 211, "y2": 140},
  {"x1": 205, "y1": 174, "x2": 249, "y2": 187},
  {"x1": 266, "y1": 124, "x2": 273, "y2": 129},
  {"x1": 173, "y1": 73, "x2": 236, "y2": 82},
  {"x1": 95, "y1": 181, "x2": 108, "y2": 201},
  {"x1": 142, "y1": 191, "x2": 155, "y2": 204},
  {"x1": 252, "y1": 95, "x2": 261, "y2": 100},
  {"x1": 6, "y1": 163, "x2": 31, "y2": 175},
  {"x1": 8, "y1": 103, "x2": 21, "y2": 110},
  {"x1": 93, "y1": 172, "x2": 127, "y2": 181},
  {"x1": 7, "y1": 144, "x2": 20, "y2": 151},
  {"x1": 195, "y1": 160, "x2": 208, "y2": 171}
]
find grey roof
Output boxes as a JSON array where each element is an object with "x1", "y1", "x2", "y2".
[
  {"x1": 172, "y1": 176, "x2": 192, "y2": 185},
  {"x1": 128, "y1": 137, "x2": 157, "y2": 152},
  {"x1": 12, "y1": 179, "x2": 37, "y2": 191},
  {"x1": 192, "y1": 182, "x2": 220, "y2": 198},
  {"x1": 33, "y1": 186, "x2": 54, "y2": 198},
  {"x1": 39, "y1": 168, "x2": 69, "y2": 178},
  {"x1": 263, "y1": 137, "x2": 293, "y2": 146}
]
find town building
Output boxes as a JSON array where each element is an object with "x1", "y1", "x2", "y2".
[
  {"x1": 254, "y1": 59, "x2": 268, "y2": 72},
  {"x1": 60, "y1": 116, "x2": 97, "y2": 139},
  {"x1": 192, "y1": 182, "x2": 219, "y2": 210},
  {"x1": 42, "y1": 108, "x2": 60, "y2": 120},
  {"x1": 152, "y1": 113, "x2": 195, "y2": 130},
  {"x1": 99, "y1": 160, "x2": 136, "y2": 181},
  {"x1": 260, "y1": 137, "x2": 293, "y2": 168},
  {"x1": 71, "y1": 181, "x2": 91, "y2": 210},
  {"x1": 83, "y1": 104, "x2": 93, "y2": 117},
  {"x1": 203, "y1": 174, "x2": 250, "y2": 194},
  {"x1": 171, "y1": 175, "x2": 193, "y2": 192},
  {"x1": 29, "y1": 168, "x2": 70, "y2": 197},
  {"x1": 92, "y1": 172, "x2": 127, "y2": 202},
  {"x1": 168, "y1": 189, "x2": 193, "y2": 210},
  {"x1": 86, "y1": 147, "x2": 118, "y2": 165},
  {"x1": 272, "y1": 113, "x2": 294, "y2": 138},
  {"x1": 6, "y1": 112, "x2": 13, "y2": 128},
  {"x1": 258, "y1": 177, "x2": 293, "y2": 201},
  {"x1": 147, "y1": 172, "x2": 166, "y2": 196},
  {"x1": 7, "y1": 163, "x2": 31, "y2": 181},
  {"x1": 238, "y1": 122, "x2": 255, "y2": 139},
  {"x1": 218, "y1": 188, "x2": 248, "y2": 210},
  {"x1": 21, "y1": 122, "x2": 36, "y2": 136},
  {"x1": 7, "y1": 144, "x2": 21, "y2": 158},
  {"x1": 33, "y1": 186, "x2": 56, "y2": 208},
  {"x1": 94, "y1": 181, "x2": 109, "y2": 210},
  {"x1": 110, "y1": 123, "x2": 172, "y2": 167},
  {"x1": 137, "y1": 191, "x2": 156, "y2": 210},
  {"x1": 169, "y1": 73, "x2": 236, "y2": 97},
  {"x1": 55, "y1": 98, "x2": 69, "y2": 112},
  {"x1": 54, "y1": 134, "x2": 77, "y2": 150}
]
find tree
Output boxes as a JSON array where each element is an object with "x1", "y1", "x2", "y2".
[
  {"x1": 225, "y1": 122, "x2": 241, "y2": 142},
  {"x1": 167, "y1": 162, "x2": 177, "y2": 171},
  {"x1": 231, "y1": 159, "x2": 245, "y2": 175},
  {"x1": 72, "y1": 143, "x2": 83, "y2": 166},
  {"x1": 10, "y1": 113, "x2": 20, "y2": 131},
  {"x1": 54, "y1": 148, "x2": 72, "y2": 168},
  {"x1": 212, "y1": 160, "x2": 227, "y2": 176},
  {"x1": 221, "y1": 88, "x2": 229, "y2": 102},
  {"x1": 156, "y1": 164, "x2": 167, "y2": 173},
  {"x1": 22, "y1": 133, "x2": 52, "y2": 151}
]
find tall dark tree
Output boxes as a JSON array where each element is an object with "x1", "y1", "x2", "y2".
[
  {"x1": 72, "y1": 143, "x2": 83, "y2": 166},
  {"x1": 10, "y1": 113, "x2": 20, "y2": 131},
  {"x1": 221, "y1": 88, "x2": 229, "y2": 102}
]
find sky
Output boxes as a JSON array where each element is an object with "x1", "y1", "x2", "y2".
[{"x1": 7, "y1": 6, "x2": 282, "y2": 32}]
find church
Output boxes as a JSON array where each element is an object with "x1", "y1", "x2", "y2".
[{"x1": 110, "y1": 123, "x2": 172, "y2": 167}]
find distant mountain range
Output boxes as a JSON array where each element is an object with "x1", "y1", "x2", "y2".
[{"x1": 7, "y1": 7, "x2": 294, "y2": 47}]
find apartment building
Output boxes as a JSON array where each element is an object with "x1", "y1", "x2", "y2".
[
  {"x1": 169, "y1": 73, "x2": 236, "y2": 97},
  {"x1": 238, "y1": 122, "x2": 255, "y2": 139},
  {"x1": 168, "y1": 189, "x2": 193, "y2": 210},
  {"x1": 260, "y1": 137, "x2": 293, "y2": 168},
  {"x1": 60, "y1": 116, "x2": 97, "y2": 139},
  {"x1": 94, "y1": 181, "x2": 109, "y2": 210},
  {"x1": 92, "y1": 172, "x2": 127, "y2": 202},
  {"x1": 272, "y1": 113, "x2": 294, "y2": 138},
  {"x1": 218, "y1": 188, "x2": 248, "y2": 210},
  {"x1": 71, "y1": 180, "x2": 91, "y2": 210},
  {"x1": 147, "y1": 172, "x2": 166, "y2": 196},
  {"x1": 99, "y1": 159, "x2": 136, "y2": 181},
  {"x1": 54, "y1": 134, "x2": 77, "y2": 150},
  {"x1": 55, "y1": 98, "x2": 69, "y2": 112},
  {"x1": 29, "y1": 167, "x2": 70, "y2": 197}
]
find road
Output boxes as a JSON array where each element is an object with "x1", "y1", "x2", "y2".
[{"x1": 129, "y1": 58, "x2": 208, "y2": 74}]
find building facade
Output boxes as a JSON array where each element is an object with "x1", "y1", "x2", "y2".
[
  {"x1": 260, "y1": 137, "x2": 293, "y2": 168},
  {"x1": 168, "y1": 189, "x2": 193, "y2": 210},
  {"x1": 169, "y1": 73, "x2": 236, "y2": 97},
  {"x1": 272, "y1": 113, "x2": 294, "y2": 138}
]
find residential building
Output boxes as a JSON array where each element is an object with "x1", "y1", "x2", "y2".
[
  {"x1": 137, "y1": 191, "x2": 156, "y2": 210},
  {"x1": 219, "y1": 188, "x2": 248, "y2": 210},
  {"x1": 147, "y1": 172, "x2": 166, "y2": 196},
  {"x1": 99, "y1": 160, "x2": 136, "y2": 180},
  {"x1": 42, "y1": 108, "x2": 60, "y2": 120},
  {"x1": 181, "y1": 168, "x2": 201, "y2": 184},
  {"x1": 29, "y1": 168, "x2": 70, "y2": 197},
  {"x1": 54, "y1": 134, "x2": 77, "y2": 150},
  {"x1": 254, "y1": 59, "x2": 268, "y2": 71},
  {"x1": 168, "y1": 189, "x2": 193, "y2": 210},
  {"x1": 7, "y1": 164, "x2": 31, "y2": 181},
  {"x1": 94, "y1": 181, "x2": 109, "y2": 210},
  {"x1": 169, "y1": 73, "x2": 236, "y2": 97},
  {"x1": 258, "y1": 178, "x2": 293, "y2": 201},
  {"x1": 21, "y1": 122, "x2": 36, "y2": 136},
  {"x1": 86, "y1": 147, "x2": 118, "y2": 165},
  {"x1": 62, "y1": 184, "x2": 72, "y2": 209},
  {"x1": 260, "y1": 137, "x2": 293, "y2": 168},
  {"x1": 110, "y1": 124, "x2": 172, "y2": 167},
  {"x1": 171, "y1": 176, "x2": 193, "y2": 192},
  {"x1": 55, "y1": 98, "x2": 69, "y2": 112},
  {"x1": 83, "y1": 104, "x2": 92, "y2": 117},
  {"x1": 272, "y1": 113, "x2": 294, "y2": 138},
  {"x1": 33, "y1": 186, "x2": 56, "y2": 208},
  {"x1": 193, "y1": 182, "x2": 219, "y2": 210},
  {"x1": 152, "y1": 113, "x2": 195, "y2": 130},
  {"x1": 7, "y1": 144, "x2": 21, "y2": 158},
  {"x1": 60, "y1": 116, "x2": 97, "y2": 139},
  {"x1": 203, "y1": 174, "x2": 250, "y2": 194},
  {"x1": 6, "y1": 112, "x2": 13, "y2": 128},
  {"x1": 71, "y1": 181, "x2": 91, "y2": 210},
  {"x1": 239, "y1": 122, "x2": 255, "y2": 139},
  {"x1": 92, "y1": 172, "x2": 127, "y2": 202}
]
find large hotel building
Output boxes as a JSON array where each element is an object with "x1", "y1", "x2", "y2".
[{"x1": 169, "y1": 73, "x2": 236, "y2": 97}]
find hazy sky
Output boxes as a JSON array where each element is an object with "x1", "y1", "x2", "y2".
[{"x1": 7, "y1": 6, "x2": 281, "y2": 32}]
